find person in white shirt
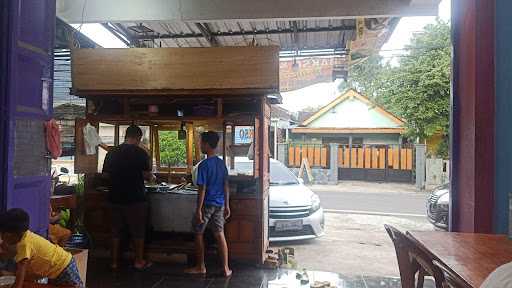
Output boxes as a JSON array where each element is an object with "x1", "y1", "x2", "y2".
[{"x1": 481, "y1": 262, "x2": 512, "y2": 288}]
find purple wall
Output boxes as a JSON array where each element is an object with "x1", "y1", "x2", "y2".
[
  {"x1": 0, "y1": 0, "x2": 9, "y2": 212},
  {"x1": 1, "y1": 0, "x2": 55, "y2": 235}
]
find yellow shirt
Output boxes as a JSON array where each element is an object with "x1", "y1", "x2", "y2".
[{"x1": 15, "y1": 231, "x2": 72, "y2": 279}]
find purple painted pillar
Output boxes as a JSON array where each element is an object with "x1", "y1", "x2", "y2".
[{"x1": 0, "y1": 0, "x2": 55, "y2": 235}]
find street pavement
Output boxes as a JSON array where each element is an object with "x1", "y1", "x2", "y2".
[
  {"x1": 271, "y1": 181, "x2": 435, "y2": 278},
  {"x1": 272, "y1": 213, "x2": 434, "y2": 277},
  {"x1": 314, "y1": 189, "x2": 428, "y2": 217}
]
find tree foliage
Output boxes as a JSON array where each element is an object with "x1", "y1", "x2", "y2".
[
  {"x1": 343, "y1": 20, "x2": 451, "y2": 157},
  {"x1": 339, "y1": 55, "x2": 390, "y2": 99},
  {"x1": 159, "y1": 131, "x2": 187, "y2": 167}
]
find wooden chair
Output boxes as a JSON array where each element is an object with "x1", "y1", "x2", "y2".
[
  {"x1": 385, "y1": 225, "x2": 446, "y2": 288},
  {"x1": 385, "y1": 224, "x2": 422, "y2": 288},
  {"x1": 433, "y1": 260, "x2": 472, "y2": 288},
  {"x1": 408, "y1": 244, "x2": 445, "y2": 288}
]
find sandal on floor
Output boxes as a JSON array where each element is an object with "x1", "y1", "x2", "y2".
[{"x1": 134, "y1": 261, "x2": 153, "y2": 271}]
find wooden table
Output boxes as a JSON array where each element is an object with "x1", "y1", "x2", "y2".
[{"x1": 408, "y1": 231, "x2": 512, "y2": 287}]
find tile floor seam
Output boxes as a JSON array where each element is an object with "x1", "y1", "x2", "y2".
[{"x1": 150, "y1": 277, "x2": 165, "y2": 288}]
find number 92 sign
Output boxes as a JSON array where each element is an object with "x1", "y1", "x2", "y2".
[{"x1": 234, "y1": 126, "x2": 254, "y2": 144}]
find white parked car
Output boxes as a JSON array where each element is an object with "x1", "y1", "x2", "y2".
[
  {"x1": 268, "y1": 159, "x2": 325, "y2": 241},
  {"x1": 233, "y1": 158, "x2": 325, "y2": 242}
]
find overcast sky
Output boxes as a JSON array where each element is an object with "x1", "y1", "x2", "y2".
[{"x1": 72, "y1": 0, "x2": 451, "y2": 112}]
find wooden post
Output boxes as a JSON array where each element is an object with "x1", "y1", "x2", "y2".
[
  {"x1": 222, "y1": 123, "x2": 226, "y2": 169},
  {"x1": 348, "y1": 136, "x2": 353, "y2": 168},
  {"x1": 451, "y1": 0, "x2": 495, "y2": 233},
  {"x1": 397, "y1": 146, "x2": 401, "y2": 170},
  {"x1": 154, "y1": 127, "x2": 161, "y2": 170},
  {"x1": 114, "y1": 124, "x2": 119, "y2": 146},
  {"x1": 385, "y1": 146, "x2": 389, "y2": 178},
  {"x1": 217, "y1": 98, "x2": 223, "y2": 118},
  {"x1": 149, "y1": 126, "x2": 154, "y2": 169},
  {"x1": 230, "y1": 125, "x2": 235, "y2": 170},
  {"x1": 362, "y1": 145, "x2": 366, "y2": 169},
  {"x1": 194, "y1": 128, "x2": 201, "y2": 163},
  {"x1": 186, "y1": 123, "x2": 194, "y2": 173}
]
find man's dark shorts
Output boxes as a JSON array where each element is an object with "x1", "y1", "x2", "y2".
[
  {"x1": 193, "y1": 205, "x2": 225, "y2": 234},
  {"x1": 111, "y1": 202, "x2": 148, "y2": 239}
]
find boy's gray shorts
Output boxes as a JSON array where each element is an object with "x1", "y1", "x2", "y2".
[{"x1": 192, "y1": 205, "x2": 225, "y2": 234}]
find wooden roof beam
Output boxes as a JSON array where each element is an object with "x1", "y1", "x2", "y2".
[{"x1": 195, "y1": 23, "x2": 219, "y2": 47}]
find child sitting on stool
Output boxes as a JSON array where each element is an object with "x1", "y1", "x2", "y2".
[
  {"x1": 49, "y1": 206, "x2": 72, "y2": 247},
  {"x1": 0, "y1": 208, "x2": 83, "y2": 288}
]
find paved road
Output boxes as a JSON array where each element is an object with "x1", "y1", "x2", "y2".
[
  {"x1": 313, "y1": 189, "x2": 428, "y2": 216},
  {"x1": 272, "y1": 212, "x2": 434, "y2": 277},
  {"x1": 271, "y1": 184, "x2": 435, "y2": 277}
]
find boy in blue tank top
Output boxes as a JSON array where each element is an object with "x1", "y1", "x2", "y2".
[{"x1": 185, "y1": 131, "x2": 232, "y2": 277}]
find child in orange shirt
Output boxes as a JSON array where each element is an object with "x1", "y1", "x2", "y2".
[{"x1": 49, "y1": 206, "x2": 71, "y2": 247}]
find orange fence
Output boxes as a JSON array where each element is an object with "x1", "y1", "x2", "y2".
[
  {"x1": 337, "y1": 145, "x2": 414, "y2": 170},
  {"x1": 288, "y1": 144, "x2": 329, "y2": 168}
]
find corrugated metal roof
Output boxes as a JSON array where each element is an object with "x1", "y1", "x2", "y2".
[{"x1": 117, "y1": 18, "x2": 360, "y2": 51}]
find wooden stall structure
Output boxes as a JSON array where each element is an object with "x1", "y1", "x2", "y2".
[{"x1": 71, "y1": 47, "x2": 278, "y2": 264}]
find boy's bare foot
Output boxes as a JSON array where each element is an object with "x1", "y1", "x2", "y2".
[
  {"x1": 224, "y1": 269, "x2": 233, "y2": 278},
  {"x1": 185, "y1": 266, "x2": 207, "y2": 275}
]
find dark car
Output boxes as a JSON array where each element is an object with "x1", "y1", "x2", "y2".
[{"x1": 426, "y1": 183, "x2": 449, "y2": 230}]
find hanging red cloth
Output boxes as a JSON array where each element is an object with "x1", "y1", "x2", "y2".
[{"x1": 44, "y1": 119, "x2": 62, "y2": 160}]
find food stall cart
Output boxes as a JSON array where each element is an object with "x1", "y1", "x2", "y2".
[{"x1": 71, "y1": 47, "x2": 279, "y2": 264}]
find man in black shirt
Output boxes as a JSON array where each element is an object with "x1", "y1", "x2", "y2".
[{"x1": 103, "y1": 125, "x2": 154, "y2": 270}]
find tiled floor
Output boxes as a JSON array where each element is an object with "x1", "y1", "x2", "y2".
[{"x1": 86, "y1": 259, "x2": 435, "y2": 288}]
